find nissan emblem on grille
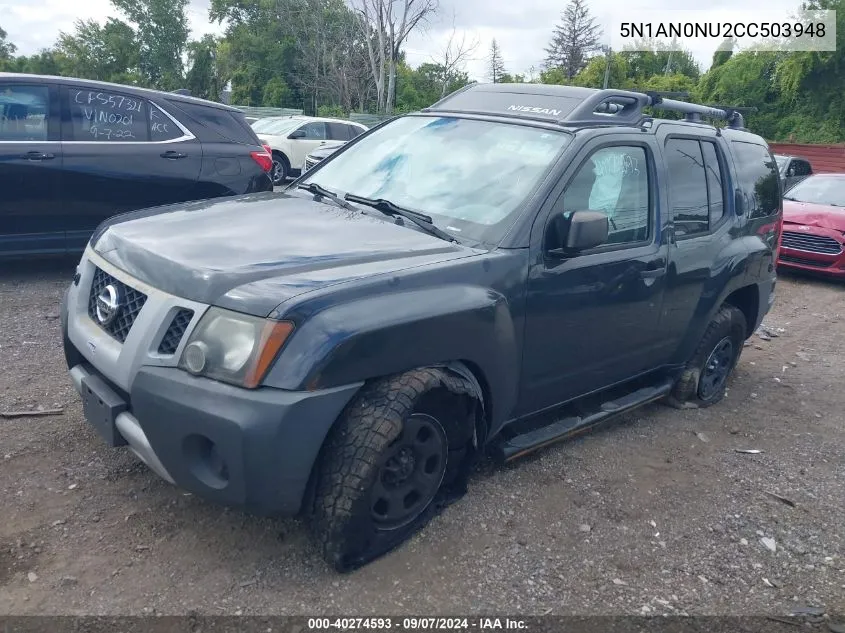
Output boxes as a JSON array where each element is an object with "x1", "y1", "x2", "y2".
[{"x1": 95, "y1": 284, "x2": 122, "y2": 326}]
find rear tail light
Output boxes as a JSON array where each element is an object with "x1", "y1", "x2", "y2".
[
  {"x1": 774, "y1": 213, "x2": 784, "y2": 260},
  {"x1": 251, "y1": 147, "x2": 273, "y2": 173}
]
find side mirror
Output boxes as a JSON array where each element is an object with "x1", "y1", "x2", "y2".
[
  {"x1": 548, "y1": 209, "x2": 608, "y2": 256},
  {"x1": 289, "y1": 129, "x2": 306, "y2": 139}
]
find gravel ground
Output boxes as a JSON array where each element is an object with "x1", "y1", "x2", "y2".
[{"x1": 1, "y1": 258, "x2": 843, "y2": 618}]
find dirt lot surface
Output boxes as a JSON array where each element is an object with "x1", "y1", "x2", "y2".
[{"x1": 1, "y1": 259, "x2": 843, "y2": 617}]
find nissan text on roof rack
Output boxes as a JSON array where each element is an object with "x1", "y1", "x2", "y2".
[{"x1": 62, "y1": 83, "x2": 781, "y2": 572}]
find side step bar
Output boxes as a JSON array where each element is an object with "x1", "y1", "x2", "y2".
[{"x1": 493, "y1": 378, "x2": 675, "y2": 463}]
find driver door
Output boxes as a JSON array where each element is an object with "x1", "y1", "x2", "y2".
[
  {"x1": 288, "y1": 121, "x2": 328, "y2": 170},
  {"x1": 518, "y1": 136, "x2": 670, "y2": 414}
]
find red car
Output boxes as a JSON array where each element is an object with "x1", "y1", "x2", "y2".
[{"x1": 777, "y1": 173, "x2": 845, "y2": 277}]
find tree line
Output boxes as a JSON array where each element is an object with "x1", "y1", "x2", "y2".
[{"x1": 1, "y1": 0, "x2": 843, "y2": 142}]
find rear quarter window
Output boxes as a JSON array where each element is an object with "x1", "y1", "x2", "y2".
[
  {"x1": 166, "y1": 100, "x2": 260, "y2": 145},
  {"x1": 730, "y1": 140, "x2": 781, "y2": 219}
]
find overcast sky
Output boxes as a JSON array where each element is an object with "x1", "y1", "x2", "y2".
[{"x1": 1, "y1": 0, "x2": 806, "y2": 82}]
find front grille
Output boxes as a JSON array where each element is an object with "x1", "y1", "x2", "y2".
[
  {"x1": 780, "y1": 254, "x2": 834, "y2": 268},
  {"x1": 158, "y1": 309, "x2": 194, "y2": 355},
  {"x1": 87, "y1": 267, "x2": 147, "y2": 343},
  {"x1": 304, "y1": 156, "x2": 320, "y2": 171},
  {"x1": 781, "y1": 231, "x2": 842, "y2": 255}
]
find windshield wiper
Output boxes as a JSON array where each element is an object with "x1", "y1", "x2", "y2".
[
  {"x1": 297, "y1": 182, "x2": 353, "y2": 211},
  {"x1": 344, "y1": 193, "x2": 456, "y2": 242}
]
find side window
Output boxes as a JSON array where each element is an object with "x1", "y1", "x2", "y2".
[
  {"x1": 300, "y1": 122, "x2": 327, "y2": 140},
  {"x1": 730, "y1": 141, "x2": 780, "y2": 219},
  {"x1": 326, "y1": 122, "x2": 349, "y2": 141},
  {"x1": 561, "y1": 145, "x2": 650, "y2": 245},
  {"x1": 0, "y1": 85, "x2": 50, "y2": 141},
  {"x1": 701, "y1": 141, "x2": 726, "y2": 225},
  {"x1": 149, "y1": 104, "x2": 182, "y2": 142},
  {"x1": 795, "y1": 160, "x2": 811, "y2": 176},
  {"x1": 665, "y1": 138, "x2": 709, "y2": 237},
  {"x1": 786, "y1": 161, "x2": 796, "y2": 177},
  {"x1": 166, "y1": 101, "x2": 258, "y2": 144},
  {"x1": 68, "y1": 88, "x2": 149, "y2": 141}
]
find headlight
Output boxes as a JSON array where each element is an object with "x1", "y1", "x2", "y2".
[{"x1": 178, "y1": 307, "x2": 294, "y2": 388}]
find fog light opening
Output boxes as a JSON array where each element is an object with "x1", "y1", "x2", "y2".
[{"x1": 183, "y1": 434, "x2": 229, "y2": 490}]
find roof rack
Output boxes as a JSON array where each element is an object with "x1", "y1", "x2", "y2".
[
  {"x1": 566, "y1": 89, "x2": 746, "y2": 128},
  {"x1": 425, "y1": 84, "x2": 750, "y2": 130}
]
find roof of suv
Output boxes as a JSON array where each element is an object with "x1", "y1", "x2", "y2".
[
  {"x1": 0, "y1": 72, "x2": 240, "y2": 112},
  {"x1": 426, "y1": 83, "x2": 760, "y2": 140}
]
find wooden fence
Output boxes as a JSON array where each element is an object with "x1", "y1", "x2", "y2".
[{"x1": 768, "y1": 143, "x2": 845, "y2": 173}]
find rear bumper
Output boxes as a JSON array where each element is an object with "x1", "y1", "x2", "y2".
[{"x1": 63, "y1": 294, "x2": 362, "y2": 516}]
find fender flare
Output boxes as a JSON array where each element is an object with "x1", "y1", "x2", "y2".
[{"x1": 264, "y1": 284, "x2": 519, "y2": 432}]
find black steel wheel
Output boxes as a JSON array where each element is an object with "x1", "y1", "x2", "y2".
[
  {"x1": 670, "y1": 304, "x2": 747, "y2": 408},
  {"x1": 310, "y1": 368, "x2": 477, "y2": 572},
  {"x1": 370, "y1": 413, "x2": 448, "y2": 529},
  {"x1": 697, "y1": 337, "x2": 735, "y2": 401}
]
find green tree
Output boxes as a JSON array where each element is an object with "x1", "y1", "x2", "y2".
[
  {"x1": 539, "y1": 66, "x2": 571, "y2": 85},
  {"x1": 0, "y1": 25, "x2": 16, "y2": 69},
  {"x1": 618, "y1": 41, "x2": 699, "y2": 81},
  {"x1": 488, "y1": 39, "x2": 506, "y2": 83},
  {"x1": 544, "y1": 0, "x2": 602, "y2": 80},
  {"x1": 216, "y1": 22, "x2": 298, "y2": 108},
  {"x1": 710, "y1": 38, "x2": 735, "y2": 69},
  {"x1": 185, "y1": 35, "x2": 220, "y2": 100},
  {"x1": 56, "y1": 18, "x2": 141, "y2": 83},
  {"x1": 111, "y1": 0, "x2": 189, "y2": 89},
  {"x1": 262, "y1": 76, "x2": 291, "y2": 106},
  {"x1": 393, "y1": 61, "x2": 470, "y2": 111},
  {"x1": 571, "y1": 52, "x2": 628, "y2": 88},
  {"x1": 10, "y1": 49, "x2": 69, "y2": 76}
]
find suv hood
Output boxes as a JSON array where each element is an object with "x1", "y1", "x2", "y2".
[
  {"x1": 93, "y1": 192, "x2": 474, "y2": 316},
  {"x1": 308, "y1": 140, "x2": 345, "y2": 159},
  {"x1": 783, "y1": 199, "x2": 845, "y2": 231}
]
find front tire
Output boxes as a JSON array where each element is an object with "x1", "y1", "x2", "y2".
[
  {"x1": 310, "y1": 369, "x2": 474, "y2": 572},
  {"x1": 670, "y1": 304, "x2": 747, "y2": 408}
]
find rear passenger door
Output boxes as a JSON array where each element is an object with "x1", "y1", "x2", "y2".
[
  {"x1": 657, "y1": 129, "x2": 736, "y2": 361},
  {"x1": 0, "y1": 80, "x2": 64, "y2": 255},
  {"x1": 60, "y1": 85, "x2": 202, "y2": 251},
  {"x1": 326, "y1": 122, "x2": 352, "y2": 142}
]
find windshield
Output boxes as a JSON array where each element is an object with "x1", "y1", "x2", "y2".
[
  {"x1": 254, "y1": 118, "x2": 302, "y2": 135},
  {"x1": 250, "y1": 118, "x2": 279, "y2": 132},
  {"x1": 784, "y1": 175, "x2": 845, "y2": 207},
  {"x1": 302, "y1": 115, "x2": 571, "y2": 243}
]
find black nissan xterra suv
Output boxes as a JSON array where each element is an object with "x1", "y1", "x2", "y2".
[{"x1": 61, "y1": 84, "x2": 781, "y2": 571}]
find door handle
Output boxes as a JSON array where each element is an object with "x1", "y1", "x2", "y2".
[
  {"x1": 20, "y1": 151, "x2": 55, "y2": 161},
  {"x1": 160, "y1": 151, "x2": 187, "y2": 159},
  {"x1": 640, "y1": 268, "x2": 666, "y2": 280}
]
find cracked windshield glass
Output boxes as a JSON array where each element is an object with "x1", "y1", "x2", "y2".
[{"x1": 305, "y1": 115, "x2": 570, "y2": 241}]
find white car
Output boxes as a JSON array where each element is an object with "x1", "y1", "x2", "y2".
[{"x1": 255, "y1": 116, "x2": 368, "y2": 185}]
